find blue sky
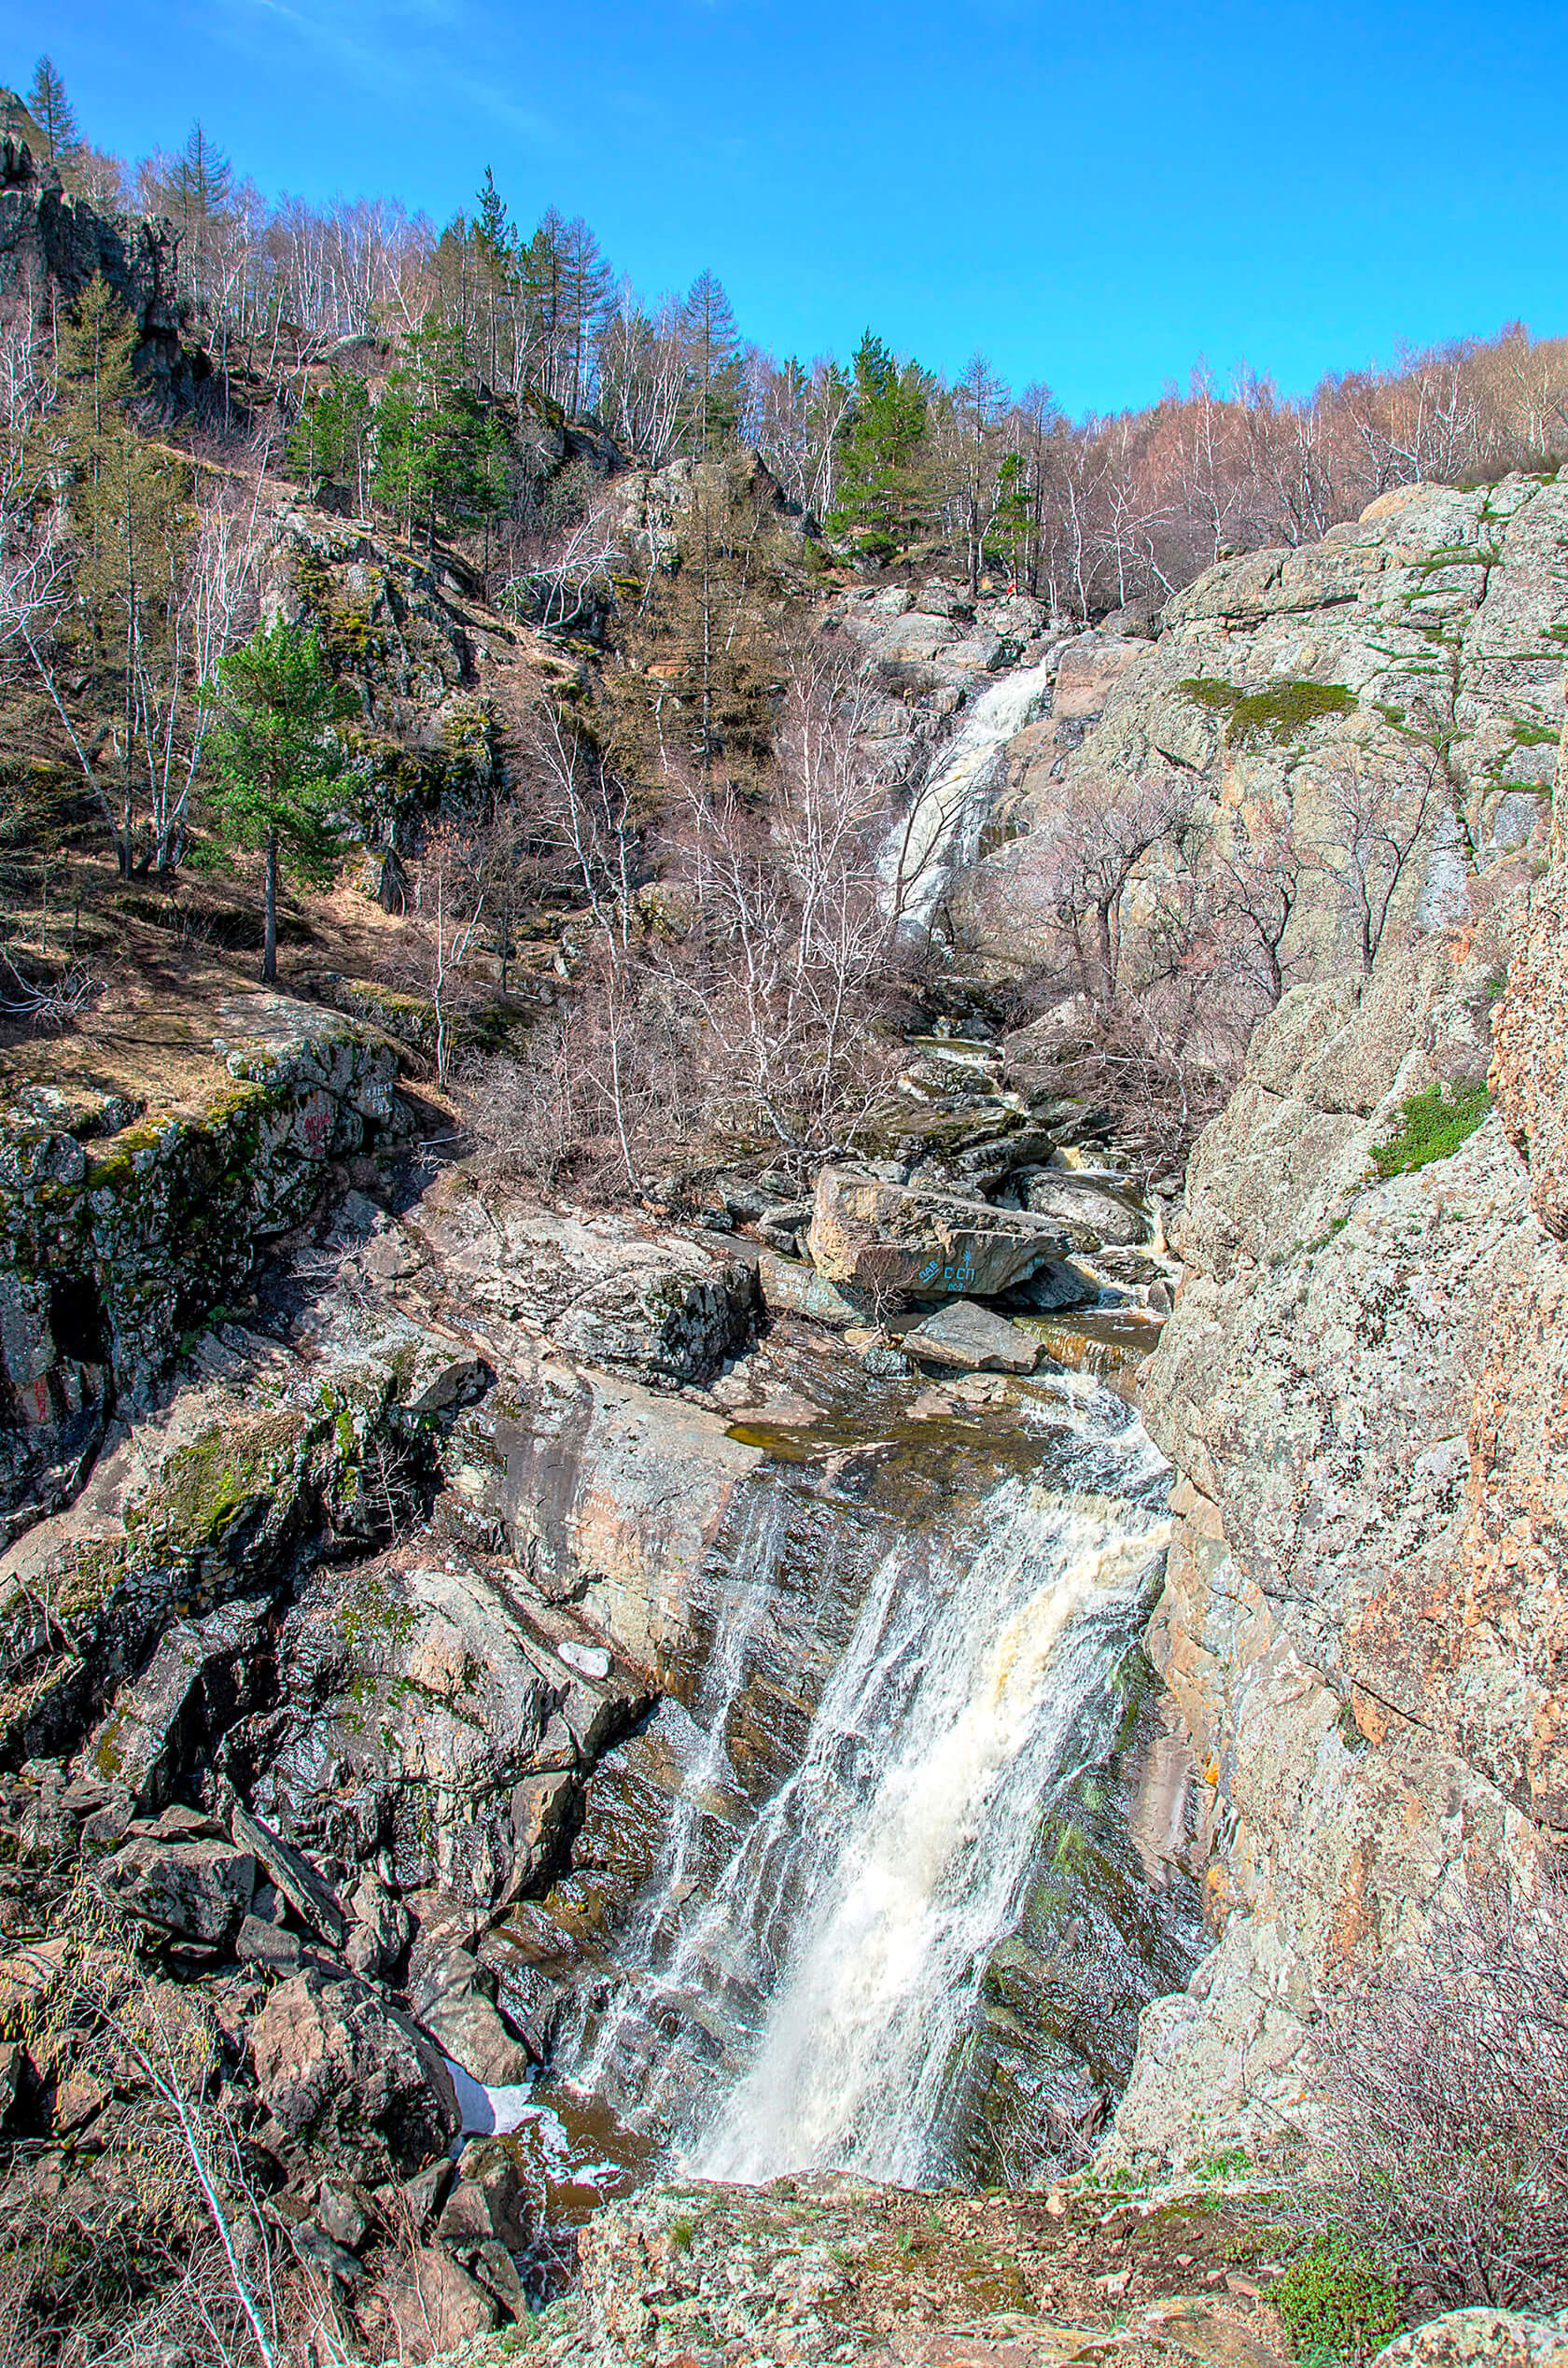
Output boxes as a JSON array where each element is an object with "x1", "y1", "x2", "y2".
[{"x1": 11, "y1": 0, "x2": 1568, "y2": 416}]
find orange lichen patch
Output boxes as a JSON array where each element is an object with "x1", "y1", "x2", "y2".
[
  {"x1": 1349, "y1": 1687, "x2": 1396, "y2": 1747},
  {"x1": 1324, "y1": 1844, "x2": 1373, "y2": 1966},
  {"x1": 1201, "y1": 1860, "x2": 1238, "y2": 1932}
]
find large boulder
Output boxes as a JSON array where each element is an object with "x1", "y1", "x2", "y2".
[
  {"x1": 756, "y1": 1250, "x2": 863, "y2": 1328},
  {"x1": 409, "y1": 1944, "x2": 534, "y2": 2086},
  {"x1": 421, "y1": 1182, "x2": 755, "y2": 1388},
  {"x1": 251, "y1": 1967, "x2": 460, "y2": 2180},
  {"x1": 1019, "y1": 1170, "x2": 1151, "y2": 1250},
  {"x1": 1371, "y1": 2314, "x2": 1568, "y2": 2368},
  {"x1": 902, "y1": 1299, "x2": 1039, "y2": 1373},
  {"x1": 85, "y1": 1597, "x2": 266, "y2": 1809},
  {"x1": 102, "y1": 1826, "x2": 255, "y2": 1943},
  {"x1": 373, "y1": 2246, "x2": 498, "y2": 2356},
  {"x1": 805, "y1": 1166, "x2": 1067, "y2": 1298}
]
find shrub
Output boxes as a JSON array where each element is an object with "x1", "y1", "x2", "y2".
[
  {"x1": 1273, "y1": 2236, "x2": 1403, "y2": 2365},
  {"x1": 1304, "y1": 1868, "x2": 1568, "y2": 2309},
  {"x1": 1371, "y1": 1081, "x2": 1491, "y2": 1178},
  {"x1": 1178, "y1": 677, "x2": 1355, "y2": 746}
]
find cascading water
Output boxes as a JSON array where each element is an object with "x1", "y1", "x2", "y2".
[
  {"x1": 882, "y1": 658, "x2": 1056, "y2": 933},
  {"x1": 548, "y1": 1389, "x2": 1175, "y2": 2189}
]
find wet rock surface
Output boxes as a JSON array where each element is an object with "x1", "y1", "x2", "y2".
[{"x1": 0, "y1": 992, "x2": 1196, "y2": 2349}]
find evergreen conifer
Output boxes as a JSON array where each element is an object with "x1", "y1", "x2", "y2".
[{"x1": 203, "y1": 623, "x2": 355, "y2": 984}]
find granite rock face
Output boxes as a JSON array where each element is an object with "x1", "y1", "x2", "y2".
[
  {"x1": 421, "y1": 1179, "x2": 757, "y2": 1387},
  {"x1": 1115, "y1": 736, "x2": 1568, "y2": 2153},
  {"x1": 960, "y1": 476, "x2": 1568, "y2": 976}
]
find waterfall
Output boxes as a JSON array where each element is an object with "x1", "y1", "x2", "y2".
[
  {"x1": 553, "y1": 1401, "x2": 1171, "y2": 2188},
  {"x1": 883, "y1": 658, "x2": 1055, "y2": 932}
]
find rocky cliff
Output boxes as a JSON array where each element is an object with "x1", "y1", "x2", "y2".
[
  {"x1": 0, "y1": 119, "x2": 193, "y2": 400},
  {"x1": 1104, "y1": 497, "x2": 1568, "y2": 2148},
  {"x1": 963, "y1": 476, "x2": 1567, "y2": 979}
]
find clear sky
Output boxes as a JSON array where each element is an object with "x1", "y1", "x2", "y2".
[{"x1": 10, "y1": 0, "x2": 1568, "y2": 417}]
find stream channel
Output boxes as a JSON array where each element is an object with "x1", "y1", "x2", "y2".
[{"x1": 471, "y1": 1300, "x2": 1204, "y2": 2236}]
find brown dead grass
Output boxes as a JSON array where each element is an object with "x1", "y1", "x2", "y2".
[{"x1": 0, "y1": 854, "x2": 442, "y2": 1122}]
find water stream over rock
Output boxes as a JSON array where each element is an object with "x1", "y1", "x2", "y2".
[
  {"x1": 538, "y1": 1376, "x2": 1195, "y2": 2192},
  {"x1": 883, "y1": 659, "x2": 1056, "y2": 932}
]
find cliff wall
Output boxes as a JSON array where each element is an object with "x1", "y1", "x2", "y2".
[{"x1": 1114, "y1": 604, "x2": 1568, "y2": 2151}]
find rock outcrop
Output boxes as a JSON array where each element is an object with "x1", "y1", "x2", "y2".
[
  {"x1": 0, "y1": 120, "x2": 192, "y2": 399},
  {"x1": 0, "y1": 1002, "x2": 407, "y2": 1539},
  {"x1": 1114, "y1": 696, "x2": 1568, "y2": 2151},
  {"x1": 962, "y1": 476, "x2": 1567, "y2": 978}
]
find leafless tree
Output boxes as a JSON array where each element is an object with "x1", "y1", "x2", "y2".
[
  {"x1": 1209, "y1": 799, "x2": 1306, "y2": 1005},
  {"x1": 407, "y1": 821, "x2": 492, "y2": 1084},
  {"x1": 138, "y1": 479, "x2": 263, "y2": 869},
  {"x1": 1314, "y1": 752, "x2": 1444, "y2": 974},
  {"x1": 655, "y1": 645, "x2": 908, "y2": 1176},
  {"x1": 1305, "y1": 1862, "x2": 1568, "y2": 2309},
  {"x1": 21, "y1": 1878, "x2": 288, "y2": 2368},
  {"x1": 1022, "y1": 769, "x2": 1194, "y2": 1006}
]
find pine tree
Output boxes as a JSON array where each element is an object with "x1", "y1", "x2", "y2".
[
  {"x1": 679, "y1": 270, "x2": 744, "y2": 455},
  {"x1": 203, "y1": 623, "x2": 354, "y2": 984},
  {"x1": 556, "y1": 217, "x2": 611, "y2": 416},
  {"x1": 371, "y1": 316, "x2": 508, "y2": 554},
  {"x1": 476, "y1": 168, "x2": 511, "y2": 265},
  {"x1": 166, "y1": 121, "x2": 233, "y2": 303},
  {"x1": 25, "y1": 57, "x2": 80, "y2": 165},
  {"x1": 993, "y1": 450, "x2": 1032, "y2": 589},
  {"x1": 827, "y1": 331, "x2": 931, "y2": 562},
  {"x1": 288, "y1": 371, "x2": 372, "y2": 511},
  {"x1": 52, "y1": 276, "x2": 192, "y2": 873},
  {"x1": 522, "y1": 210, "x2": 568, "y2": 409}
]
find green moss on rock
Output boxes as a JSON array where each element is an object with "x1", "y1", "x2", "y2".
[{"x1": 1180, "y1": 676, "x2": 1356, "y2": 747}]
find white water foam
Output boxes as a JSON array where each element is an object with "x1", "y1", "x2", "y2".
[
  {"x1": 687, "y1": 1462, "x2": 1169, "y2": 2182},
  {"x1": 882, "y1": 659, "x2": 1055, "y2": 932}
]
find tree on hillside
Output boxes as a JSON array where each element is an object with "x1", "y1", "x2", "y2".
[
  {"x1": 371, "y1": 315, "x2": 509, "y2": 555},
  {"x1": 596, "y1": 285, "x2": 687, "y2": 462},
  {"x1": 162, "y1": 122, "x2": 234, "y2": 309},
  {"x1": 288, "y1": 368, "x2": 372, "y2": 512},
  {"x1": 25, "y1": 57, "x2": 80, "y2": 165},
  {"x1": 944, "y1": 351, "x2": 1010, "y2": 592},
  {"x1": 52, "y1": 276, "x2": 194, "y2": 874},
  {"x1": 679, "y1": 270, "x2": 744, "y2": 455},
  {"x1": 203, "y1": 622, "x2": 355, "y2": 983},
  {"x1": 828, "y1": 331, "x2": 931, "y2": 562},
  {"x1": 520, "y1": 209, "x2": 611, "y2": 413}
]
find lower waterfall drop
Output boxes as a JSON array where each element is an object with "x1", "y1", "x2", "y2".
[{"x1": 555, "y1": 1398, "x2": 1174, "y2": 2187}]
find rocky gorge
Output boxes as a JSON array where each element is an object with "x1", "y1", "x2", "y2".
[{"x1": 2, "y1": 448, "x2": 1568, "y2": 2368}]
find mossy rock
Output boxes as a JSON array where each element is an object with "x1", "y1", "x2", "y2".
[
  {"x1": 1371, "y1": 1080, "x2": 1491, "y2": 1179},
  {"x1": 1180, "y1": 675, "x2": 1356, "y2": 747},
  {"x1": 130, "y1": 1410, "x2": 311, "y2": 1555}
]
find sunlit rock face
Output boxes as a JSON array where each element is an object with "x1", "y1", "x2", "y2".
[{"x1": 1115, "y1": 680, "x2": 1568, "y2": 2155}]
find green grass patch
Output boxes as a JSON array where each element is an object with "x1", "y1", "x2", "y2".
[
  {"x1": 1273, "y1": 2236, "x2": 1402, "y2": 2365},
  {"x1": 1371, "y1": 1081, "x2": 1491, "y2": 1179},
  {"x1": 1179, "y1": 677, "x2": 1355, "y2": 747},
  {"x1": 1415, "y1": 543, "x2": 1502, "y2": 573}
]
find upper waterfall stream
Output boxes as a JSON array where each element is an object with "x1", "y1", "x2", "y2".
[
  {"x1": 882, "y1": 658, "x2": 1056, "y2": 932},
  {"x1": 536, "y1": 1379, "x2": 1187, "y2": 2193}
]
